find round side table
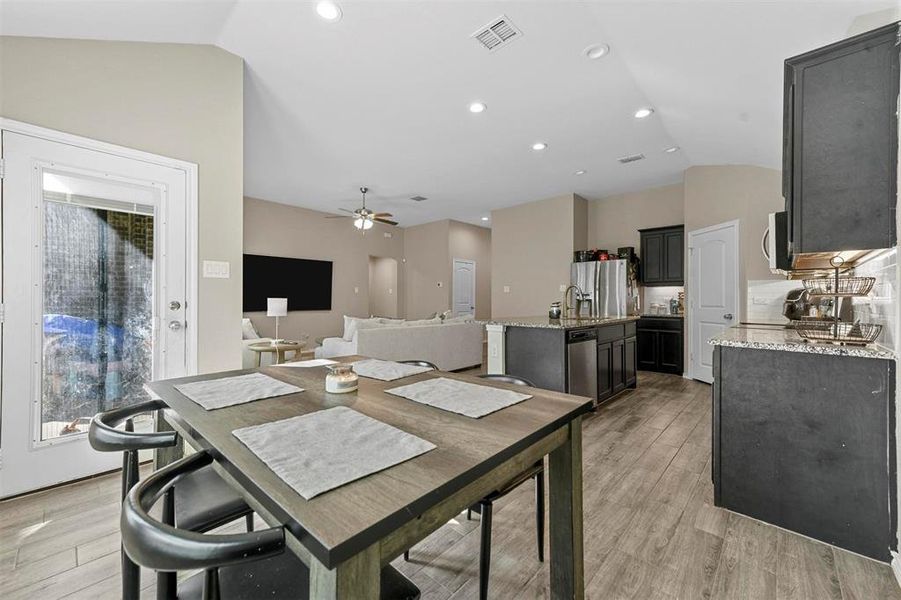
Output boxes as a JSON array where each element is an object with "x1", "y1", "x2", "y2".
[{"x1": 248, "y1": 341, "x2": 305, "y2": 367}]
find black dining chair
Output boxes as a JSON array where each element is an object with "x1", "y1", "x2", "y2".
[
  {"x1": 89, "y1": 399, "x2": 254, "y2": 600},
  {"x1": 121, "y1": 450, "x2": 421, "y2": 600},
  {"x1": 398, "y1": 359, "x2": 439, "y2": 370},
  {"x1": 405, "y1": 373, "x2": 543, "y2": 600}
]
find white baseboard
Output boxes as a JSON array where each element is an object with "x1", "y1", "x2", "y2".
[{"x1": 892, "y1": 554, "x2": 901, "y2": 590}]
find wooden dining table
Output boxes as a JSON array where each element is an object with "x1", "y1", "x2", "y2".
[{"x1": 147, "y1": 356, "x2": 592, "y2": 599}]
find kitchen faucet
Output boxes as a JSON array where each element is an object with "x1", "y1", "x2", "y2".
[{"x1": 563, "y1": 285, "x2": 583, "y2": 319}]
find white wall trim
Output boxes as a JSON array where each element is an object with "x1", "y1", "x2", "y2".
[
  {"x1": 687, "y1": 218, "x2": 741, "y2": 382},
  {"x1": 0, "y1": 117, "x2": 200, "y2": 374}
]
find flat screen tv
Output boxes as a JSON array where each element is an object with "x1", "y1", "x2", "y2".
[{"x1": 243, "y1": 254, "x2": 333, "y2": 312}]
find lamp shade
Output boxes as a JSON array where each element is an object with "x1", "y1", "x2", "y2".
[{"x1": 266, "y1": 297, "x2": 288, "y2": 317}]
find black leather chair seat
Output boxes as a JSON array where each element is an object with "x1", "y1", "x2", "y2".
[
  {"x1": 173, "y1": 463, "x2": 252, "y2": 533},
  {"x1": 177, "y1": 552, "x2": 420, "y2": 600}
]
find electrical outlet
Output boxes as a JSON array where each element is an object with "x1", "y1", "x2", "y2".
[
  {"x1": 503, "y1": 286, "x2": 511, "y2": 293},
  {"x1": 354, "y1": 286, "x2": 359, "y2": 294},
  {"x1": 559, "y1": 284, "x2": 567, "y2": 292},
  {"x1": 437, "y1": 281, "x2": 443, "y2": 288},
  {"x1": 388, "y1": 288, "x2": 393, "y2": 295},
  {"x1": 490, "y1": 346, "x2": 499, "y2": 357}
]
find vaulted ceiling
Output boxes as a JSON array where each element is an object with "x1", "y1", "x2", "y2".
[{"x1": 2, "y1": 1, "x2": 894, "y2": 225}]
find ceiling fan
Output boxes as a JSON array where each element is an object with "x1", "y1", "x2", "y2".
[{"x1": 327, "y1": 187, "x2": 398, "y2": 230}]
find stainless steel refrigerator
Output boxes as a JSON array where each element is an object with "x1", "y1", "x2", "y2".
[{"x1": 570, "y1": 259, "x2": 628, "y2": 318}]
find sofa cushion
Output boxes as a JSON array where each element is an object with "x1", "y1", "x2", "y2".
[
  {"x1": 403, "y1": 318, "x2": 442, "y2": 327},
  {"x1": 242, "y1": 318, "x2": 261, "y2": 340},
  {"x1": 343, "y1": 316, "x2": 377, "y2": 341}
]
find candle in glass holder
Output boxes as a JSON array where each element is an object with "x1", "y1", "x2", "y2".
[{"x1": 326, "y1": 364, "x2": 358, "y2": 394}]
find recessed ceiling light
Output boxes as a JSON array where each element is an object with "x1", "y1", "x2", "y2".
[
  {"x1": 531, "y1": 142, "x2": 548, "y2": 151},
  {"x1": 574, "y1": 170, "x2": 587, "y2": 176},
  {"x1": 634, "y1": 107, "x2": 654, "y2": 119},
  {"x1": 583, "y1": 43, "x2": 610, "y2": 60},
  {"x1": 469, "y1": 101, "x2": 487, "y2": 114},
  {"x1": 481, "y1": 216, "x2": 490, "y2": 221},
  {"x1": 316, "y1": 1, "x2": 342, "y2": 21},
  {"x1": 664, "y1": 146, "x2": 680, "y2": 153}
]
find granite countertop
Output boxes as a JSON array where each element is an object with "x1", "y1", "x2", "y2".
[
  {"x1": 708, "y1": 324, "x2": 895, "y2": 360},
  {"x1": 486, "y1": 315, "x2": 640, "y2": 329},
  {"x1": 639, "y1": 313, "x2": 684, "y2": 319}
]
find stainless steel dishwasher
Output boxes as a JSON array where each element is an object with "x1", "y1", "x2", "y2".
[{"x1": 566, "y1": 328, "x2": 598, "y2": 402}]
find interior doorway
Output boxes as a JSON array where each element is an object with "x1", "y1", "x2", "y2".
[
  {"x1": 368, "y1": 256, "x2": 398, "y2": 318},
  {"x1": 452, "y1": 258, "x2": 476, "y2": 317},
  {"x1": 688, "y1": 219, "x2": 740, "y2": 383}
]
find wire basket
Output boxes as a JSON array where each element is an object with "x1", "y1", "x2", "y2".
[
  {"x1": 793, "y1": 320, "x2": 882, "y2": 345},
  {"x1": 802, "y1": 276, "x2": 875, "y2": 297}
]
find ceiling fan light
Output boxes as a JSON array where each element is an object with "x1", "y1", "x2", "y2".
[{"x1": 354, "y1": 217, "x2": 373, "y2": 230}]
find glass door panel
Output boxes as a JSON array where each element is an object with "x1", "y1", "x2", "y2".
[{"x1": 41, "y1": 173, "x2": 156, "y2": 440}]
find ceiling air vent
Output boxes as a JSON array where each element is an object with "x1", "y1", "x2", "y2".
[
  {"x1": 410, "y1": 195, "x2": 428, "y2": 202},
  {"x1": 618, "y1": 153, "x2": 646, "y2": 164},
  {"x1": 471, "y1": 15, "x2": 522, "y2": 52}
]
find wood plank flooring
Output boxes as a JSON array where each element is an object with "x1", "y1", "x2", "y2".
[{"x1": 1, "y1": 371, "x2": 899, "y2": 599}]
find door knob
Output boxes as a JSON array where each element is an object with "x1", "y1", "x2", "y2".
[
  {"x1": 723, "y1": 313, "x2": 734, "y2": 320},
  {"x1": 168, "y1": 320, "x2": 182, "y2": 331},
  {"x1": 168, "y1": 300, "x2": 181, "y2": 311}
]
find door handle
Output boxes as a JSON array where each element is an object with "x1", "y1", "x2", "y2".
[
  {"x1": 723, "y1": 313, "x2": 733, "y2": 320},
  {"x1": 168, "y1": 321, "x2": 183, "y2": 331},
  {"x1": 168, "y1": 300, "x2": 182, "y2": 311}
]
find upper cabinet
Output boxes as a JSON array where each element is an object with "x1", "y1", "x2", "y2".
[
  {"x1": 639, "y1": 225, "x2": 684, "y2": 286},
  {"x1": 783, "y1": 22, "x2": 900, "y2": 256}
]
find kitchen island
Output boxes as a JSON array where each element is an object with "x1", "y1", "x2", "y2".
[
  {"x1": 709, "y1": 325, "x2": 896, "y2": 561},
  {"x1": 486, "y1": 315, "x2": 639, "y2": 405}
]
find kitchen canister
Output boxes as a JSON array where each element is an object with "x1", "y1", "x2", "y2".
[{"x1": 326, "y1": 364, "x2": 359, "y2": 394}]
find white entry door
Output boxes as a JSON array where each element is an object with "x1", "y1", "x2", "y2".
[
  {"x1": 688, "y1": 220, "x2": 739, "y2": 383},
  {"x1": 452, "y1": 259, "x2": 476, "y2": 317},
  {"x1": 1, "y1": 128, "x2": 193, "y2": 497}
]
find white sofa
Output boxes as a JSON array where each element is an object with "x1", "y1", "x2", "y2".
[{"x1": 315, "y1": 318, "x2": 483, "y2": 371}]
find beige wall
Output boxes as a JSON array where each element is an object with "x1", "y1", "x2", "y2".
[
  {"x1": 491, "y1": 194, "x2": 582, "y2": 317},
  {"x1": 368, "y1": 256, "x2": 399, "y2": 318},
  {"x1": 588, "y1": 183, "x2": 684, "y2": 251},
  {"x1": 449, "y1": 221, "x2": 492, "y2": 321},
  {"x1": 0, "y1": 36, "x2": 244, "y2": 373},
  {"x1": 243, "y1": 198, "x2": 406, "y2": 341},
  {"x1": 404, "y1": 220, "x2": 492, "y2": 321},
  {"x1": 403, "y1": 220, "x2": 451, "y2": 319}
]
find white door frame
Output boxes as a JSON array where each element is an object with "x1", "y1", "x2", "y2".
[
  {"x1": 452, "y1": 258, "x2": 476, "y2": 317},
  {"x1": 688, "y1": 219, "x2": 740, "y2": 382},
  {"x1": 0, "y1": 118, "x2": 199, "y2": 374}
]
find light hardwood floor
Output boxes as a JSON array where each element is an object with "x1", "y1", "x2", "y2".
[{"x1": 1, "y1": 371, "x2": 899, "y2": 599}]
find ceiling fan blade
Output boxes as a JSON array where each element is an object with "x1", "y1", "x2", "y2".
[
  {"x1": 375, "y1": 217, "x2": 398, "y2": 226},
  {"x1": 326, "y1": 215, "x2": 351, "y2": 219},
  {"x1": 373, "y1": 212, "x2": 394, "y2": 218},
  {"x1": 339, "y1": 208, "x2": 357, "y2": 214}
]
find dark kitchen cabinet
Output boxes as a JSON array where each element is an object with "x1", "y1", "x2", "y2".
[
  {"x1": 636, "y1": 317, "x2": 683, "y2": 375},
  {"x1": 639, "y1": 225, "x2": 684, "y2": 286},
  {"x1": 624, "y1": 336, "x2": 637, "y2": 387},
  {"x1": 783, "y1": 22, "x2": 899, "y2": 256},
  {"x1": 597, "y1": 341, "x2": 613, "y2": 402},
  {"x1": 612, "y1": 338, "x2": 626, "y2": 394},
  {"x1": 713, "y1": 345, "x2": 896, "y2": 561}
]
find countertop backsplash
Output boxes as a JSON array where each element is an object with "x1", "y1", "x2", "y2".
[
  {"x1": 746, "y1": 279, "x2": 798, "y2": 325},
  {"x1": 850, "y1": 248, "x2": 897, "y2": 353},
  {"x1": 641, "y1": 286, "x2": 683, "y2": 315}
]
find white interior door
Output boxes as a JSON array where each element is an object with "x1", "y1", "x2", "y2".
[
  {"x1": 1, "y1": 129, "x2": 190, "y2": 497},
  {"x1": 689, "y1": 220, "x2": 739, "y2": 384},
  {"x1": 452, "y1": 259, "x2": 476, "y2": 317}
]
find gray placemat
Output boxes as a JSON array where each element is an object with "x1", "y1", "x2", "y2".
[
  {"x1": 174, "y1": 372, "x2": 303, "y2": 410},
  {"x1": 351, "y1": 359, "x2": 433, "y2": 381},
  {"x1": 232, "y1": 406, "x2": 436, "y2": 500},
  {"x1": 385, "y1": 377, "x2": 532, "y2": 418}
]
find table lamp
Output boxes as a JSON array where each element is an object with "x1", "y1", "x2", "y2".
[{"x1": 267, "y1": 297, "x2": 288, "y2": 345}]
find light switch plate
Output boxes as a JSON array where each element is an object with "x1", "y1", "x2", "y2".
[
  {"x1": 202, "y1": 260, "x2": 230, "y2": 279},
  {"x1": 503, "y1": 286, "x2": 511, "y2": 293}
]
